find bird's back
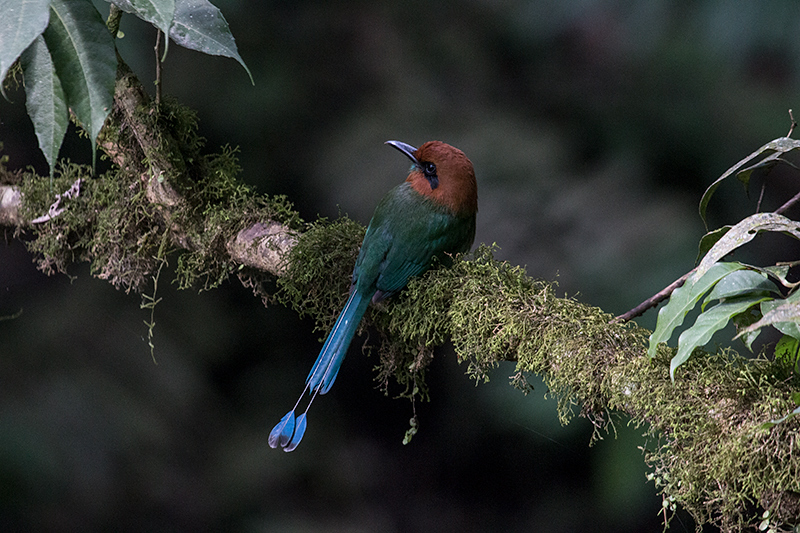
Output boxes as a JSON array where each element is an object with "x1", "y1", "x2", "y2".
[{"x1": 354, "y1": 182, "x2": 476, "y2": 301}]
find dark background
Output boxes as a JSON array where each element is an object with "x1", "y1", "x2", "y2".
[{"x1": 2, "y1": 1, "x2": 799, "y2": 531}]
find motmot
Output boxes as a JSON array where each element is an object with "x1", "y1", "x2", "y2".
[{"x1": 269, "y1": 140, "x2": 478, "y2": 451}]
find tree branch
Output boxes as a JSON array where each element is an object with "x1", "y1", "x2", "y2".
[
  {"x1": 0, "y1": 184, "x2": 22, "y2": 227},
  {"x1": 1, "y1": 60, "x2": 297, "y2": 278},
  {"x1": 612, "y1": 269, "x2": 694, "y2": 323},
  {"x1": 2, "y1": 57, "x2": 799, "y2": 533}
]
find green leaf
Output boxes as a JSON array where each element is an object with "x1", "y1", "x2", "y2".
[
  {"x1": 775, "y1": 335, "x2": 800, "y2": 368},
  {"x1": 736, "y1": 291, "x2": 800, "y2": 342},
  {"x1": 169, "y1": 0, "x2": 253, "y2": 84},
  {"x1": 732, "y1": 307, "x2": 762, "y2": 352},
  {"x1": 694, "y1": 213, "x2": 800, "y2": 282},
  {"x1": 43, "y1": 0, "x2": 117, "y2": 160},
  {"x1": 736, "y1": 155, "x2": 799, "y2": 191},
  {"x1": 737, "y1": 291, "x2": 800, "y2": 342},
  {"x1": 103, "y1": 0, "x2": 175, "y2": 58},
  {"x1": 648, "y1": 262, "x2": 743, "y2": 359},
  {"x1": 702, "y1": 269, "x2": 780, "y2": 310},
  {"x1": 699, "y1": 137, "x2": 800, "y2": 227},
  {"x1": 765, "y1": 291, "x2": 800, "y2": 340},
  {"x1": 19, "y1": 34, "x2": 68, "y2": 177},
  {"x1": 0, "y1": 0, "x2": 51, "y2": 91},
  {"x1": 759, "y1": 404, "x2": 800, "y2": 431},
  {"x1": 700, "y1": 268, "x2": 780, "y2": 352},
  {"x1": 670, "y1": 294, "x2": 769, "y2": 380},
  {"x1": 763, "y1": 264, "x2": 798, "y2": 290},
  {"x1": 695, "y1": 226, "x2": 731, "y2": 265}
]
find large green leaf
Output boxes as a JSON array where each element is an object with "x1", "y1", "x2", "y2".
[
  {"x1": 103, "y1": 0, "x2": 175, "y2": 58},
  {"x1": 702, "y1": 269, "x2": 780, "y2": 310},
  {"x1": 737, "y1": 291, "x2": 800, "y2": 342},
  {"x1": 169, "y1": 0, "x2": 253, "y2": 84},
  {"x1": 0, "y1": 0, "x2": 51, "y2": 90},
  {"x1": 694, "y1": 213, "x2": 800, "y2": 281},
  {"x1": 19, "y1": 34, "x2": 68, "y2": 176},
  {"x1": 699, "y1": 137, "x2": 800, "y2": 227},
  {"x1": 647, "y1": 262, "x2": 743, "y2": 359},
  {"x1": 670, "y1": 294, "x2": 770, "y2": 380},
  {"x1": 699, "y1": 267, "x2": 780, "y2": 351},
  {"x1": 43, "y1": 0, "x2": 117, "y2": 155}
]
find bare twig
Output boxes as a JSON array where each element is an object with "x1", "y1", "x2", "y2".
[
  {"x1": 756, "y1": 180, "x2": 767, "y2": 213},
  {"x1": 0, "y1": 185, "x2": 22, "y2": 226},
  {"x1": 612, "y1": 268, "x2": 695, "y2": 323},
  {"x1": 775, "y1": 190, "x2": 800, "y2": 215},
  {"x1": 616, "y1": 109, "x2": 800, "y2": 323},
  {"x1": 154, "y1": 30, "x2": 163, "y2": 106}
]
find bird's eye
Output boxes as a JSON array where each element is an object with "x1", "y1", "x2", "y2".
[{"x1": 421, "y1": 161, "x2": 439, "y2": 190}]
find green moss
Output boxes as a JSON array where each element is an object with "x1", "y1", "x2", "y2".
[
  {"x1": 19, "y1": 161, "x2": 164, "y2": 291},
  {"x1": 617, "y1": 349, "x2": 800, "y2": 531},
  {"x1": 275, "y1": 216, "x2": 364, "y2": 330},
  {"x1": 19, "y1": 96, "x2": 304, "y2": 295},
  {"x1": 161, "y1": 99, "x2": 303, "y2": 291},
  {"x1": 276, "y1": 235, "x2": 800, "y2": 532}
]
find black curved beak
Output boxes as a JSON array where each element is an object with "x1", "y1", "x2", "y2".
[{"x1": 385, "y1": 140, "x2": 419, "y2": 165}]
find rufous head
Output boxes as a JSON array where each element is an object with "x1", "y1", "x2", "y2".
[{"x1": 386, "y1": 140, "x2": 478, "y2": 217}]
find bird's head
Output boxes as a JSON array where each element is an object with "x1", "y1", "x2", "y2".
[{"x1": 385, "y1": 140, "x2": 478, "y2": 217}]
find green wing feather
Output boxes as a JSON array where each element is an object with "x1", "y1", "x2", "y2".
[{"x1": 354, "y1": 183, "x2": 475, "y2": 300}]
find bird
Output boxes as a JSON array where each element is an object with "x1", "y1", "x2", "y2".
[{"x1": 269, "y1": 140, "x2": 478, "y2": 452}]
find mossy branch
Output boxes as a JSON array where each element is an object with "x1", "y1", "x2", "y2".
[
  {"x1": 0, "y1": 60, "x2": 300, "y2": 289},
  {"x1": 2, "y1": 61, "x2": 799, "y2": 532}
]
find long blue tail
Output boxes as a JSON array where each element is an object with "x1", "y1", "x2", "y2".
[
  {"x1": 269, "y1": 289, "x2": 372, "y2": 451},
  {"x1": 306, "y1": 289, "x2": 371, "y2": 394}
]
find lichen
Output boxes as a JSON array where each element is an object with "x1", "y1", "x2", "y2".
[{"x1": 18, "y1": 161, "x2": 162, "y2": 291}]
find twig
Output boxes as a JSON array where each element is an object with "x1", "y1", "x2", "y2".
[
  {"x1": 756, "y1": 180, "x2": 766, "y2": 213},
  {"x1": 154, "y1": 30, "x2": 163, "y2": 106},
  {"x1": 0, "y1": 185, "x2": 22, "y2": 226},
  {"x1": 612, "y1": 268, "x2": 695, "y2": 323},
  {"x1": 775, "y1": 190, "x2": 800, "y2": 215},
  {"x1": 616, "y1": 108, "x2": 800, "y2": 324}
]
